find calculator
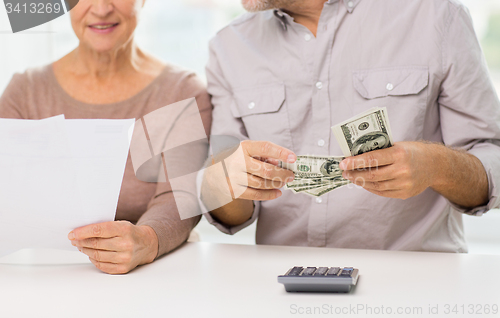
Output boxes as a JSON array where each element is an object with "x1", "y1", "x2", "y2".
[{"x1": 278, "y1": 266, "x2": 359, "y2": 293}]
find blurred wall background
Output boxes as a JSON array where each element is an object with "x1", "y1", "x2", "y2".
[
  {"x1": 1, "y1": 0, "x2": 499, "y2": 92},
  {"x1": 0, "y1": 0, "x2": 244, "y2": 91},
  {"x1": 0, "y1": 0, "x2": 499, "y2": 253}
]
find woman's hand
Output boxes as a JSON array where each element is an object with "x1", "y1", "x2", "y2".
[{"x1": 68, "y1": 221, "x2": 159, "y2": 274}]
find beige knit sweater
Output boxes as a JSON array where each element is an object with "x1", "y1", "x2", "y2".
[{"x1": 0, "y1": 64, "x2": 212, "y2": 257}]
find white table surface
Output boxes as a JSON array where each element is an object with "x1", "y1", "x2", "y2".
[{"x1": 1, "y1": 242, "x2": 499, "y2": 318}]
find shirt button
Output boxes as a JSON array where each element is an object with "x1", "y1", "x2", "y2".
[
  {"x1": 316, "y1": 81, "x2": 323, "y2": 90},
  {"x1": 386, "y1": 83, "x2": 394, "y2": 91},
  {"x1": 317, "y1": 139, "x2": 325, "y2": 147},
  {"x1": 347, "y1": 1, "x2": 354, "y2": 8},
  {"x1": 304, "y1": 34, "x2": 312, "y2": 41},
  {"x1": 316, "y1": 197, "x2": 323, "y2": 204},
  {"x1": 248, "y1": 102, "x2": 255, "y2": 109}
]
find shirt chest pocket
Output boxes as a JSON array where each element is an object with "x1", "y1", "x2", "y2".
[
  {"x1": 352, "y1": 66, "x2": 430, "y2": 141},
  {"x1": 231, "y1": 83, "x2": 294, "y2": 150}
]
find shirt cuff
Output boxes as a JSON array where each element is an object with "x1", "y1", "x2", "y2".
[
  {"x1": 196, "y1": 164, "x2": 260, "y2": 234},
  {"x1": 449, "y1": 143, "x2": 500, "y2": 216},
  {"x1": 203, "y1": 201, "x2": 259, "y2": 235}
]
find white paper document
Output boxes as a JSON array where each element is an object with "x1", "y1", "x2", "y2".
[{"x1": 0, "y1": 115, "x2": 134, "y2": 257}]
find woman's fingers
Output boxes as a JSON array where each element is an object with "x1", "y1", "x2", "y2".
[
  {"x1": 71, "y1": 221, "x2": 157, "y2": 274},
  {"x1": 71, "y1": 237, "x2": 121, "y2": 251},
  {"x1": 69, "y1": 221, "x2": 122, "y2": 241},
  {"x1": 88, "y1": 258, "x2": 130, "y2": 275},
  {"x1": 82, "y1": 245, "x2": 135, "y2": 274},
  {"x1": 79, "y1": 247, "x2": 122, "y2": 263}
]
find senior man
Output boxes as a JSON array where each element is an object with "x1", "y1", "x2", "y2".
[{"x1": 201, "y1": 0, "x2": 500, "y2": 252}]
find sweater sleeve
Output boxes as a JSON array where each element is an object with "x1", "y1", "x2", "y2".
[
  {"x1": 0, "y1": 73, "x2": 29, "y2": 119},
  {"x1": 136, "y1": 75, "x2": 212, "y2": 257}
]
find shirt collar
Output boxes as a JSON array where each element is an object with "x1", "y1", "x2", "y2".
[
  {"x1": 274, "y1": 0, "x2": 361, "y2": 30},
  {"x1": 341, "y1": 0, "x2": 361, "y2": 13},
  {"x1": 273, "y1": 9, "x2": 290, "y2": 31}
]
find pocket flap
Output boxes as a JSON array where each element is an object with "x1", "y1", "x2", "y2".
[
  {"x1": 353, "y1": 66, "x2": 429, "y2": 99},
  {"x1": 231, "y1": 83, "x2": 285, "y2": 118}
]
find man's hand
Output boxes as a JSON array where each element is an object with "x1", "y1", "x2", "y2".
[
  {"x1": 339, "y1": 142, "x2": 434, "y2": 199},
  {"x1": 225, "y1": 140, "x2": 296, "y2": 200},
  {"x1": 68, "y1": 221, "x2": 158, "y2": 275},
  {"x1": 339, "y1": 141, "x2": 489, "y2": 208},
  {"x1": 203, "y1": 140, "x2": 296, "y2": 202},
  {"x1": 201, "y1": 140, "x2": 296, "y2": 226}
]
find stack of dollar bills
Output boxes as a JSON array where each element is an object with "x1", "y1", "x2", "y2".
[{"x1": 280, "y1": 107, "x2": 394, "y2": 197}]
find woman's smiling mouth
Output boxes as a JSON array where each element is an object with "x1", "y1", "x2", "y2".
[{"x1": 88, "y1": 23, "x2": 119, "y2": 33}]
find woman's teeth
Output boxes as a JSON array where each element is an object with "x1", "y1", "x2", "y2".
[{"x1": 92, "y1": 24, "x2": 116, "y2": 29}]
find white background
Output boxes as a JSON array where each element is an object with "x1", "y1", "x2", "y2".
[{"x1": 0, "y1": 0, "x2": 499, "y2": 254}]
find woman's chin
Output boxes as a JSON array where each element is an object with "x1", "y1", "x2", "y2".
[{"x1": 81, "y1": 41, "x2": 122, "y2": 54}]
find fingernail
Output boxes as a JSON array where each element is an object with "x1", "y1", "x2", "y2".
[
  {"x1": 339, "y1": 161, "x2": 347, "y2": 170},
  {"x1": 68, "y1": 232, "x2": 75, "y2": 240},
  {"x1": 277, "y1": 191, "x2": 282, "y2": 197},
  {"x1": 287, "y1": 154, "x2": 296, "y2": 163},
  {"x1": 286, "y1": 176, "x2": 294, "y2": 183},
  {"x1": 344, "y1": 172, "x2": 351, "y2": 179}
]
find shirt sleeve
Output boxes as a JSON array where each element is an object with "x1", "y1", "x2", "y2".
[
  {"x1": 200, "y1": 38, "x2": 260, "y2": 234},
  {"x1": 438, "y1": 4, "x2": 500, "y2": 215},
  {"x1": 137, "y1": 84, "x2": 212, "y2": 257}
]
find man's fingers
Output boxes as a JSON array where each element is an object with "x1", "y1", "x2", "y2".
[
  {"x1": 245, "y1": 173, "x2": 286, "y2": 189},
  {"x1": 246, "y1": 157, "x2": 294, "y2": 182},
  {"x1": 239, "y1": 187, "x2": 282, "y2": 201},
  {"x1": 69, "y1": 222, "x2": 122, "y2": 241},
  {"x1": 364, "y1": 188, "x2": 398, "y2": 198},
  {"x1": 340, "y1": 148, "x2": 396, "y2": 171},
  {"x1": 247, "y1": 157, "x2": 281, "y2": 167},
  {"x1": 342, "y1": 164, "x2": 398, "y2": 183},
  {"x1": 227, "y1": 174, "x2": 285, "y2": 200},
  {"x1": 364, "y1": 189, "x2": 412, "y2": 200},
  {"x1": 242, "y1": 140, "x2": 296, "y2": 163},
  {"x1": 262, "y1": 158, "x2": 281, "y2": 166},
  {"x1": 354, "y1": 179, "x2": 401, "y2": 192}
]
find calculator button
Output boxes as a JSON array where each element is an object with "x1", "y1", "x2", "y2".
[
  {"x1": 313, "y1": 267, "x2": 329, "y2": 276},
  {"x1": 339, "y1": 267, "x2": 354, "y2": 277},
  {"x1": 301, "y1": 267, "x2": 317, "y2": 276},
  {"x1": 326, "y1": 267, "x2": 341, "y2": 276},
  {"x1": 288, "y1": 266, "x2": 304, "y2": 276}
]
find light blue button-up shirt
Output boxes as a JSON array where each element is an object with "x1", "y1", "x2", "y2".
[{"x1": 204, "y1": 0, "x2": 500, "y2": 252}]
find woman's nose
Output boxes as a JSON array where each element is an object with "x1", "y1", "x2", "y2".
[{"x1": 90, "y1": 0, "x2": 114, "y2": 18}]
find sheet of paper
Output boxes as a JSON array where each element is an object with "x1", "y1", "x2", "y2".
[
  {"x1": 64, "y1": 119, "x2": 134, "y2": 222},
  {"x1": 0, "y1": 116, "x2": 134, "y2": 258}
]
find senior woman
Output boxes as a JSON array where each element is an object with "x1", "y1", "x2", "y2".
[{"x1": 0, "y1": 0, "x2": 211, "y2": 274}]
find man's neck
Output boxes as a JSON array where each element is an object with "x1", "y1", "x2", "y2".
[{"x1": 282, "y1": 0, "x2": 327, "y2": 36}]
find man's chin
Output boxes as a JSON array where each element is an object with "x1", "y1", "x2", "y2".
[{"x1": 241, "y1": 0, "x2": 273, "y2": 12}]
